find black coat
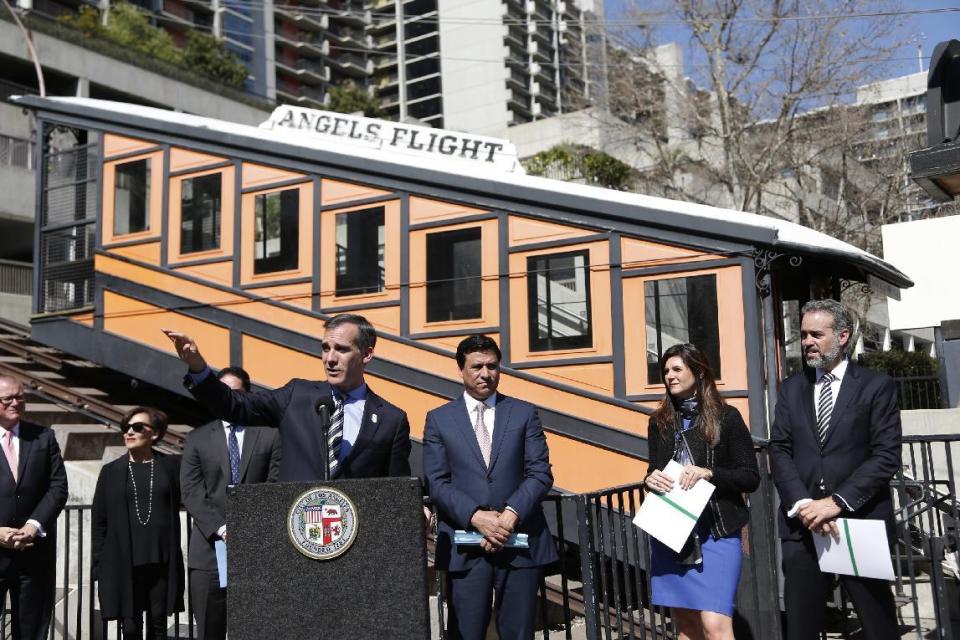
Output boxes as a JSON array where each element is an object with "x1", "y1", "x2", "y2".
[
  {"x1": 769, "y1": 364, "x2": 902, "y2": 539},
  {"x1": 0, "y1": 420, "x2": 68, "y2": 574},
  {"x1": 645, "y1": 405, "x2": 760, "y2": 538},
  {"x1": 92, "y1": 452, "x2": 184, "y2": 620},
  {"x1": 187, "y1": 375, "x2": 411, "y2": 482}
]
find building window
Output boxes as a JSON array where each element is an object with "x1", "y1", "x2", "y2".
[
  {"x1": 114, "y1": 159, "x2": 150, "y2": 235},
  {"x1": 181, "y1": 173, "x2": 222, "y2": 254},
  {"x1": 335, "y1": 207, "x2": 384, "y2": 296},
  {"x1": 426, "y1": 227, "x2": 481, "y2": 322},
  {"x1": 254, "y1": 189, "x2": 299, "y2": 274},
  {"x1": 527, "y1": 250, "x2": 592, "y2": 352},
  {"x1": 645, "y1": 274, "x2": 720, "y2": 383}
]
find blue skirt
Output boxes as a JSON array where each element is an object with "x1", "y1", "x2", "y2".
[{"x1": 650, "y1": 522, "x2": 743, "y2": 617}]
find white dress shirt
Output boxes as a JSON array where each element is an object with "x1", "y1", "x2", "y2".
[
  {"x1": 3, "y1": 423, "x2": 45, "y2": 536},
  {"x1": 462, "y1": 391, "x2": 497, "y2": 439},
  {"x1": 788, "y1": 358, "x2": 853, "y2": 517}
]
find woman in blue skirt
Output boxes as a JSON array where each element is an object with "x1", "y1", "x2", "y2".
[{"x1": 643, "y1": 343, "x2": 760, "y2": 640}]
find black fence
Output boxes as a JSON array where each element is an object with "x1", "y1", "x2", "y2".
[
  {"x1": 892, "y1": 375, "x2": 943, "y2": 410},
  {"x1": 4, "y1": 437, "x2": 958, "y2": 639}
]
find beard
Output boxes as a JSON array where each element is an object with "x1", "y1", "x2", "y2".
[{"x1": 804, "y1": 341, "x2": 842, "y2": 369}]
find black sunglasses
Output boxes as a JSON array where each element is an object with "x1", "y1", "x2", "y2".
[{"x1": 124, "y1": 421, "x2": 154, "y2": 433}]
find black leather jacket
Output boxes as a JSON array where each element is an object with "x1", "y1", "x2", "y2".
[{"x1": 644, "y1": 405, "x2": 760, "y2": 538}]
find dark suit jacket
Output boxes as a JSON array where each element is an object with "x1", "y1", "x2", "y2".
[
  {"x1": 91, "y1": 452, "x2": 184, "y2": 620},
  {"x1": 187, "y1": 375, "x2": 411, "y2": 482},
  {"x1": 423, "y1": 394, "x2": 559, "y2": 572},
  {"x1": 769, "y1": 363, "x2": 902, "y2": 539},
  {"x1": 181, "y1": 421, "x2": 281, "y2": 571},
  {"x1": 0, "y1": 420, "x2": 68, "y2": 576}
]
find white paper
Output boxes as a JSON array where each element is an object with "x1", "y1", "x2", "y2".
[
  {"x1": 814, "y1": 518, "x2": 895, "y2": 581},
  {"x1": 633, "y1": 460, "x2": 715, "y2": 553},
  {"x1": 215, "y1": 540, "x2": 227, "y2": 588}
]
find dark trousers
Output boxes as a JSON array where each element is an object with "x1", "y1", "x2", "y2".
[
  {"x1": 446, "y1": 561, "x2": 542, "y2": 640},
  {"x1": 189, "y1": 569, "x2": 226, "y2": 640},
  {"x1": 0, "y1": 559, "x2": 55, "y2": 640},
  {"x1": 782, "y1": 536, "x2": 898, "y2": 640},
  {"x1": 122, "y1": 564, "x2": 169, "y2": 640}
]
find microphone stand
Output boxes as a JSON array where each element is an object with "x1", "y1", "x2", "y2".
[{"x1": 317, "y1": 401, "x2": 331, "y2": 481}]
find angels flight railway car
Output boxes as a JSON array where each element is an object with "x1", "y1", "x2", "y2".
[{"x1": 13, "y1": 96, "x2": 910, "y2": 495}]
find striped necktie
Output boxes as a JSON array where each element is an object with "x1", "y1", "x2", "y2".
[
  {"x1": 328, "y1": 394, "x2": 344, "y2": 477},
  {"x1": 816, "y1": 372, "x2": 835, "y2": 447}
]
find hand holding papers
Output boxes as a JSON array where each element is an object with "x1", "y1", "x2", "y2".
[
  {"x1": 634, "y1": 460, "x2": 715, "y2": 553},
  {"x1": 813, "y1": 518, "x2": 895, "y2": 580},
  {"x1": 454, "y1": 531, "x2": 530, "y2": 548}
]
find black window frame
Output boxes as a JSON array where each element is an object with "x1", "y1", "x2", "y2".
[
  {"x1": 253, "y1": 188, "x2": 300, "y2": 275},
  {"x1": 644, "y1": 273, "x2": 721, "y2": 383},
  {"x1": 113, "y1": 157, "x2": 150, "y2": 236},
  {"x1": 526, "y1": 249, "x2": 593, "y2": 352},
  {"x1": 334, "y1": 206, "x2": 385, "y2": 297},
  {"x1": 180, "y1": 172, "x2": 222, "y2": 254},
  {"x1": 425, "y1": 226, "x2": 483, "y2": 322}
]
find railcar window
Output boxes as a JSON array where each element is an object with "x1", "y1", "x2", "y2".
[
  {"x1": 181, "y1": 173, "x2": 222, "y2": 254},
  {"x1": 426, "y1": 227, "x2": 482, "y2": 322},
  {"x1": 335, "y1": 207, "x2": 385, "y2": 296},
  {"x1": 114, "y1": 159, "x2": 150, "y2": 235},
  {"x1": 644, "y1": 274, "x2": 721, "y2": 383},
  {"x1": 527, "y1": 250, "x2": 592, "y2": 352},
  {"x1": 254, "y1": 189, "x2": 299, "y2": 274}
]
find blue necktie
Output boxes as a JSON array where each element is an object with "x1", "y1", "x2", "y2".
[{"x1": 228, "y1": 426, "x2": 241, "y2": 484}]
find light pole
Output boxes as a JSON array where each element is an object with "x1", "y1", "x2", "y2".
[{"x1": 1, "y1": 0, "x2": 46, "y2": 97}]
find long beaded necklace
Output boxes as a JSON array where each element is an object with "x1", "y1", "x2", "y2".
[{"x1": 128, "y1": 457, "x2": 155, "y2": 526}]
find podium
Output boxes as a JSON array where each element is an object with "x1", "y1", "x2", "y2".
[{"x1": 226, "y1": 478, "x2": 430, "y2": 640}]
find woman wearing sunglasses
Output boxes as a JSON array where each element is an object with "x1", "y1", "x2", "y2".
[{"x1": 92, "y1": 406, "x2": 184, "y2": 640}]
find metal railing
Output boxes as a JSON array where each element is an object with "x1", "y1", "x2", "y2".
[
  {"x1": 892, "y1": 375, "x2": 943, "y2": 410},
  {"x1": 0, "y1": 259, "x2": 32, "y2": 296},
  {"x1": 3, "y1": 436, "x2": 957, "y2": 639}
]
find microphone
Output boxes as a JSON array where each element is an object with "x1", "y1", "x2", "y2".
[{"x1": 315, "y1": 394, "x2": 335, "y2": 415}]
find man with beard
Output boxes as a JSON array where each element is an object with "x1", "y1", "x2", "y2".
[{"x1": 770, "y1": 299, "x2": 901, "y2": 640}]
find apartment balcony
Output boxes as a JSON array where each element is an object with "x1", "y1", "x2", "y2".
[
  {"x1": 327, "y1": 52, "x2": 374, "y2": 77},
  {"x1": 180, "y1": 0, "x2": 214, "y2": 14},
  {"x1": 507, "y1": 70, "x2": 530, "y2": 94},
  {"x1": 276, "y1": 84, "x2": 328, "y2": 110},
  {"x1": 505, "y1": 26, "x2": 527, "y2": 51},
  {"x1": 328, "y1": 25, "x2": 372, "y2": 49},
  {"x1": 508, "y1": 93, "x2": 533, "y2": 119},
  {"x1": 376, "y1": 72, "x2": 400, "y2": 89},
  {"x1": 275, "y1": 8, "x2": 329, "y2": 32},
  {"x1": 275, "y1": 59, "x2": 330, "y2": 85},
  {"x1": 329, "y1": 8, "x2": 371, "y2": 28},
  {"x1": 374, "y1": 55, "x2": 399, "y2": 72},
  {"x1": 275, "y1": 33, "x2": 331, "y2": 58},
  {"x1": 156, "y1": 0, "x2": 196, "y2": 31},
  {"x1": 373, "y1": 33, "x2": 398, "y2": 50}
]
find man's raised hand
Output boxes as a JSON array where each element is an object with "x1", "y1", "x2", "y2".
[{"x1": 161, "y1": 329, "x2": 208, "y2": 373}]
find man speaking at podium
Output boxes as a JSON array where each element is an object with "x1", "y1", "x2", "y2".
[
  {"x1": 424, "y1": 335, "x2": 557, "y2": 640},
  {"x1": 163, "y1": 313, "x2": 411, "y2": 482}
]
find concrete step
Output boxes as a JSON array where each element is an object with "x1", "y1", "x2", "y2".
[
  {"x1": 24, "y1": 403, "x2": 102, "y2": 427},
  {"x1": 51, "y1": 424, "x2": 123, "y2": 461}
]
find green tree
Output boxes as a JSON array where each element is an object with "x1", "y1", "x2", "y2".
[
  {"x1": 183, "y1": 31, "x2": 248, "y2": 88},
  {"x1": 524, "y1": 144, "x2": 636, "y2": 191},
  {"x1": 327, "y1": 82, "x2": 386, "y2": 118},
  {"x1": 105, "y1": 2, "x2": 182, "y2": 63}
]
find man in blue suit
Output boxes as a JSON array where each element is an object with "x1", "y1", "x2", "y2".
[{"x1": 423, "y1": 335, "x2": 557, "y2": 640}]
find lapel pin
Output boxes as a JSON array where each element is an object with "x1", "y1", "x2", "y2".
[{"x1": 371, "y1": 414, "x2": 378, "y2": 424}]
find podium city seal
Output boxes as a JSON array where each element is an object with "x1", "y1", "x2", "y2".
[{"x1": 287, "y1": 487, "x2": 359, "y2": 560}]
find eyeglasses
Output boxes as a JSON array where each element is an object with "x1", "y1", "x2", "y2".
[
  {"x1": 125, "y1": 422, "x2": 154, "y2": 433},
  {"x1": 0, "y1": 394, "x2": 25, "y2": 406}
]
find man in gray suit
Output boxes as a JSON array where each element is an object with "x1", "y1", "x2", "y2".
[{"x1": 181, "y1": 367, "x2": 281, "y2": 640}]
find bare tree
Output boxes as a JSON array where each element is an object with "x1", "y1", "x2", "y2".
[{"x1": 599, "y1": 0, "x2": 936, "y2": 250}]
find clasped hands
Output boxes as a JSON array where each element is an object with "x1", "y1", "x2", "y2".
[
  {"x1": 645, "y1": 465, "x2": 712, "y2": 493},
  {"x1": 470, "y1": 509, "x2": 519, "y2": 554},
  {"x1": 0, "y1": 524, "x2": 38, "y2": 550},
  {"x1": 797, "y1": 498, "x2": 842, "y2": 542}
]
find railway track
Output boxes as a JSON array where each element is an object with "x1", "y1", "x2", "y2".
[{"x1": 0, "y1": 318, "x2": 189, "y2": 451}]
